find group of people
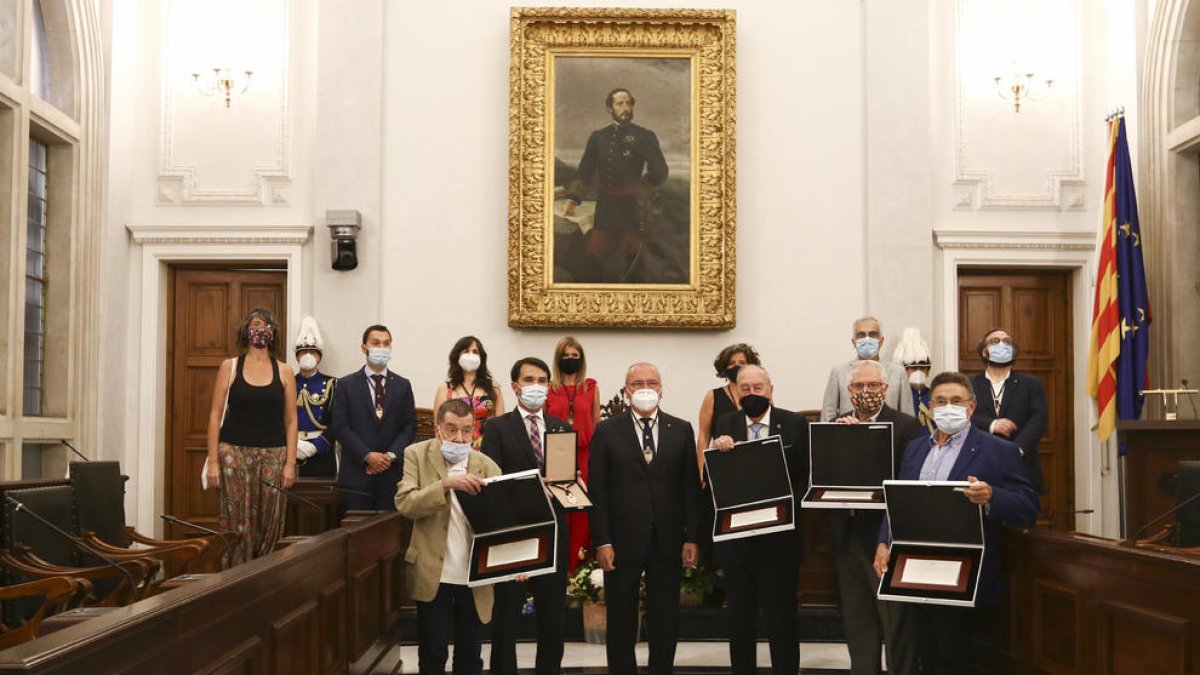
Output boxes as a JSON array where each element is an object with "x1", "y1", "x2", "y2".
[{"x1": 206, "y1": 309, "x2": 1048, "y2": 675}]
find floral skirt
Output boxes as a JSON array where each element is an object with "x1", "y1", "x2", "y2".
[{"x1": 217, "y1": 442, "x2": 287, "y2": 567}]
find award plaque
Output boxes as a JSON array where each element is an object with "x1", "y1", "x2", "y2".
[
  {"x1": 802, "y1": 422, "x2": 893, "y2": 509},
  {"x1": 703, "y1": 435, "x2": 796, "y2": 542},
  {"x1": 543, "y1": 431, "x2": 591, "y2": 510},
  {"x1": 456, "y1": 469, "x2": 558, "y2": 586},
  {"x1": 876, "y1": 480, "x2": 985, "y2": 607}
]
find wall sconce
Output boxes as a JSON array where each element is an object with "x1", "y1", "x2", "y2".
[
  {"x1": 191, "y1": 61, "x2": 253, "y2": 108},
  {"x1": 993, "y1": 68, "x2": 1053, "y2": 113}
]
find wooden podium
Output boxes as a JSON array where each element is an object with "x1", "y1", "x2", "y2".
[{"x1": 1117, "y1": 420, "x2": 1200, "y2": 537}]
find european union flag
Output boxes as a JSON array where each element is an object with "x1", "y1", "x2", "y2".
[{"x1": 1112, "y1": 117, "x2": 1151, "y2": 452}]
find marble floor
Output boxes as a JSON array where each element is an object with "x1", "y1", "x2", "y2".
[{"x1": 396, "y1": 640, "x2": 854, "y2": 673}]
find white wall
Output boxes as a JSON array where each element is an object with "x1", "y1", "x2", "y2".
[{"x1": 99, "y1": 0, "x2": 1142, "y2": 536}]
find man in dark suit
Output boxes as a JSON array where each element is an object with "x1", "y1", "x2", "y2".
[
  {"x1": 875, "y1": 371, "x2": 1039, "y2": 674},
  {"x1": 969, "y1": 328, "x2": 1048, "y2": 495},
  {"x1": 589, "y1": 362, "x2": 701, "y2": 675},
  {"x1": 831, "y1": 360, "x2": 924, "y2": 675},
  {"x1": 709, "y1": 364, "x2": 808, "y2": 675},
  {"x1": 329, "y1": 324, "x2": 417, "y2": 511},
  {"x1": 481, "y1": 357, "x2": 572, "y2": 675}
]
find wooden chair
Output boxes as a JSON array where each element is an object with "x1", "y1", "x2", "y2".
[{"x1": 0, "y1": 577, "x2": 90, "y2": 649}]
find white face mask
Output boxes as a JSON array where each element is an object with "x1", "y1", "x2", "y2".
[
  {"x1": 908, "y1": 370, "x2": 927, "y2": 387},
  {"x1": 629, "y1": 388, "x2": 660, "y2": 413},
  {"x1": 519, "y1": 384, "x2": 548, "y2": 410},
  {"x1": 441, "y1": 440, "x2": 472, "y2": 464},
  {"x1": 298, "y1": 353, "x2": 319, "y2": 372},
  {"x1": 933, "y1": 404, "x2": 970, "y2": 435},
  {"x1": 458, "y1": 352, "x2": 481, "y2": 373},
  {"x1": 367, "y1": 347, "x2": 391, "y2": 368}
]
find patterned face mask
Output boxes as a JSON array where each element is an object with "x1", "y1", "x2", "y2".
[
  {"x1": 850, "y1": 389, "x2": 885, "y2": 417},
  {"x1": 248, "y1": 326, "x2": 274, "y2": 349}
]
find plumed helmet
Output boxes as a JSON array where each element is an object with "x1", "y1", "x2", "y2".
[
  {"x1": 891, "y1": 326, "x2": 931, "y2": 367},
  {"x1": 294, "y1": 316, "x2": 324, "y2": 354}
]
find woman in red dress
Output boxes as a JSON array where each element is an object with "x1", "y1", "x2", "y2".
[{"x1": 545, "y1": 336, "x2": 600, "y2": 573}]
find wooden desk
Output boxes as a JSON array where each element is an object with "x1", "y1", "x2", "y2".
[
  {"x1": 1008, "y1": 528, "x2": 1200, "y2": 674},
  {"x1": 0, "y1": 512, "x2": 407, "y2": 674}
]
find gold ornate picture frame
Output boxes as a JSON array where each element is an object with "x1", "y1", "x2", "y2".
[{"x1": 508, "y1": 8, "x2": 736, "y2": 328}]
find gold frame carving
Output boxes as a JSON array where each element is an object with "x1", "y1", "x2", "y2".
[{"x1": 508, "y1": 7, "x2": 736, "y2": 328}]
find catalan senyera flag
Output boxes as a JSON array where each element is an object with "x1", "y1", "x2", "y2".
[{"x1": 1086, "y1": 115, "x2": 1151, "y2": 453}]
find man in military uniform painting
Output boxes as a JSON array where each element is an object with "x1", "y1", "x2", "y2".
[
  {"x1": 565, "y1": 88, "x2": 669, "y2": 283},
  {"x1": 293, "y1": 316, "x2": 338, "y2": 478}
]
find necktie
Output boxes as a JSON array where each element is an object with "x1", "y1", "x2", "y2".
[
  {"x1": 641, "y1": 417, "x2": 656, "y2": 464},
  {"x1": 528, "y1": 414, "x2": 543, "y2": 469},
  {"x1": 371, "y1": 374, "x2": 385, "y2": 419},
  {"x1": 751, "y1": 422, "x2": 763, "y2": 440}
]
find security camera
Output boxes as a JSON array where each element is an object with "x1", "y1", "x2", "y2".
[{"x1": 326, "y1": 210, "x2": 361, "y2": 271}]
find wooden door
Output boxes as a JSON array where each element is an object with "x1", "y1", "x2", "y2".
[
  {"x1": 165, "y1": 267, "x2": 287, "y2": 539},
  {"x1": 958, "y1": 268, "x2": 1074, "y2": 529}
]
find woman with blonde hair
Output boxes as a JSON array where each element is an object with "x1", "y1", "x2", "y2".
[{"x1": 545, "y1": 336, "x2": 600, "y2": 572}]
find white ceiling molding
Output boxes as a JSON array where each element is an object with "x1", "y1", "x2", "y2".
[
  {"x1": 952, "y1": 0, "x2": 1084, "y2": 211},
  {"x1": 156, "y1": 0, "x2": 291, "y2": 206},
  {"x1": 127, "y1": 223, "x2": 312, "y2": 245}
]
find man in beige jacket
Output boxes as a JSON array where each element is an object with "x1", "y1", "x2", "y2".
[{"x1": 395, "y1": 398, "x2": 501, "y2": 675}]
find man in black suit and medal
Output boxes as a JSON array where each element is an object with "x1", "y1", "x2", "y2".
[
  {"x1": 329, "y1": 324, "x2": 417, "y2": 511},
  {"x1": 589, "y1": 362, "x2": 701, "y2": 675},
  {"x1": 709, "y1": 364, "x2": 808, "y2": 675},
  {"x1": 831, "y1": 360, "x2": 925, "y2": 675},
  {"x1": 481, "y1": 357, "x2": 572, "y2": 675},
  {"x1": 969, "y1": 328, "x2": 1048, "y2": 496}
]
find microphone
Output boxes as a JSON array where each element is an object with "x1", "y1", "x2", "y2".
[
  {"x1": 324, "y1": 485, "x2": 383, "y2": 513},
  {"x1": 6, "y1": 495, "x2": 141, "y2": 599},
  {"x1": 1044, "y1": 508, "x2": 1095, "y2": 530},
  {"x1": 1123, "y1": 490, "x2": 1200, "y2": 546},
  {"x1": 260, "y1": 478, "x2": 321, "y2": 510},
  {"x1": 160, "y1": 514, "x2": 234, "y2": 563},
  {"x1": 61, "y1": 439, "x2": 88, "y2": 462}
]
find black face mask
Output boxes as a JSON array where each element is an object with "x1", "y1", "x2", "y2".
[
  {"x1": 740, "y1": 394, "x2": 770, "y2": 419},
  {"x1": 558, "y1": 357, "x2": 583, "y2": 375},
  {"x1": 724, "y1": 365, "x2": 742, "y2": 382}
]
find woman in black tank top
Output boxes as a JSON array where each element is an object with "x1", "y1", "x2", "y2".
[{"x1": 206, "y1": 308, "x2": 298, "y2": 566}]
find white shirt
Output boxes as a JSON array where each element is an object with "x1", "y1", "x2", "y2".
[
  {"x1": 745, "y1": 408, "x2": 772, "y2": 439},
  {"x1": 630, "y1": 409, "x2": 660, "y2": 452},
  {"x1": 986, "y1": 366, "x2": 1011, "y2": 432},
  {"x1": 440, "y1": 457, "x2": 471, "y2": 585}
]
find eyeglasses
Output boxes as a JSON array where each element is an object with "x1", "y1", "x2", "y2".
[
  {"x1": 627, "y1": 380, "x2": 661, "y2": 388},
  {"x1": 930, "y1": 397, "x2": 972, "y2": 407},
  {"x1": 853, "y1": 331, "x2": 882, "y2": 340},
  {"x1": 985, "y1": 336, "x2": 1013, "y2": 346},
  {"x1": 849, "y1": 381, "x2": 886, "y2": 392}
]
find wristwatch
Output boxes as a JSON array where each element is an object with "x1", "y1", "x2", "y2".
[{"x1": 385, "y1": 451, "x2": 397, "y2": 462}]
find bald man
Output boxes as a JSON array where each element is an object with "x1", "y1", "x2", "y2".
[{"x1": 589, "y1": 362, "x2": 701, "y2": 675}]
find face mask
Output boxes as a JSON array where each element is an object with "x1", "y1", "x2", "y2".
[
  {"x1": 850, "y1": 389, "x2": 885, "y2": 417},
  {"x1": 987, "y1": 343, "x2": 1014, "y2": 365},
  {"x1": 558, "y1": 357, "x2": 583, "y2": 375},
  {"x1": 458, "y1": 352, "x2": 481, "y2": 372},
  {"x1": 908, "y1": 370, "x2": 927, "y2": 387},
  {"x1": 855, "y1": 337, "x2": 880, "y2": 359},
  {"x1": 441, "y1": 439, "x2": 471, "y2": 464},
  {"x1": 519, "y1": 384, "x2": 548, "y2": 410},
  {"x1": 298, "y1": 353, "x2": 319, "y2": 372},
  {"x1": 933, "y1": 404, "x2": 971, "y2": 435},
  {"x1": 740, "y1": 393, "x2": 770, "y2": 418},
  {"x1": 629, "y1": 388, "x2": 660, "y2": 413},
  {"x1": 367, "y1": 347, "x2": 391, "y2": 368},
  {"x1": 724, "y1": 365, "x2": 742, "y2": 382},
  {"x1": 248, "y1": 326, "x2": 273, "y2": 349}
]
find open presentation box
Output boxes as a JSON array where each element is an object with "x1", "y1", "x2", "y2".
[
  {"x1": 802, "y1": 422, "x2": 893, "y2": 510},
  {"x1": 703, "y1": 435, "x2": 795, "y2": 542},
  {"x1": 456, "y1": 469, "x2": 558, "y2": 586}
]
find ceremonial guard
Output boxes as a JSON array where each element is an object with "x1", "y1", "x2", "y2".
[
  {"x1": 892, "y1": 327, "x2": 935, "y2": 435},
  {"x1": 294, "y1": 316, "x2": 338, "y2": 478}
]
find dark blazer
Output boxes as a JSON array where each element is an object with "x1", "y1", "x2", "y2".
[
  {"x1": 880, "y1": 426, "x2": 1039, "y2": 607},
  {"x1": 829, "y1": 405, "x2": 927, "y2": 558},
  {"x1": 481, "y1": 408, "x2": 573, "y2": 568},
  {"x1": 710, "y1": 406, "x2": 809, "y2": 566},
  {"x1": 588, "y1": 409, "x2": 701, "y2": 563},
  {"x1": 970, "y1": 371, "x2": 1048, "y2": 494},
  {"x1": 330, "y1": 368, "x2": 418, "y2": 491}
]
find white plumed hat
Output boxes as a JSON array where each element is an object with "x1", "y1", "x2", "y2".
[
  {"x1": 294, "y1": 316, "x2": 324, "y2": 353},
  {"x1": 891, "y1": 327, "x2": 931, "y2": 366}
]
